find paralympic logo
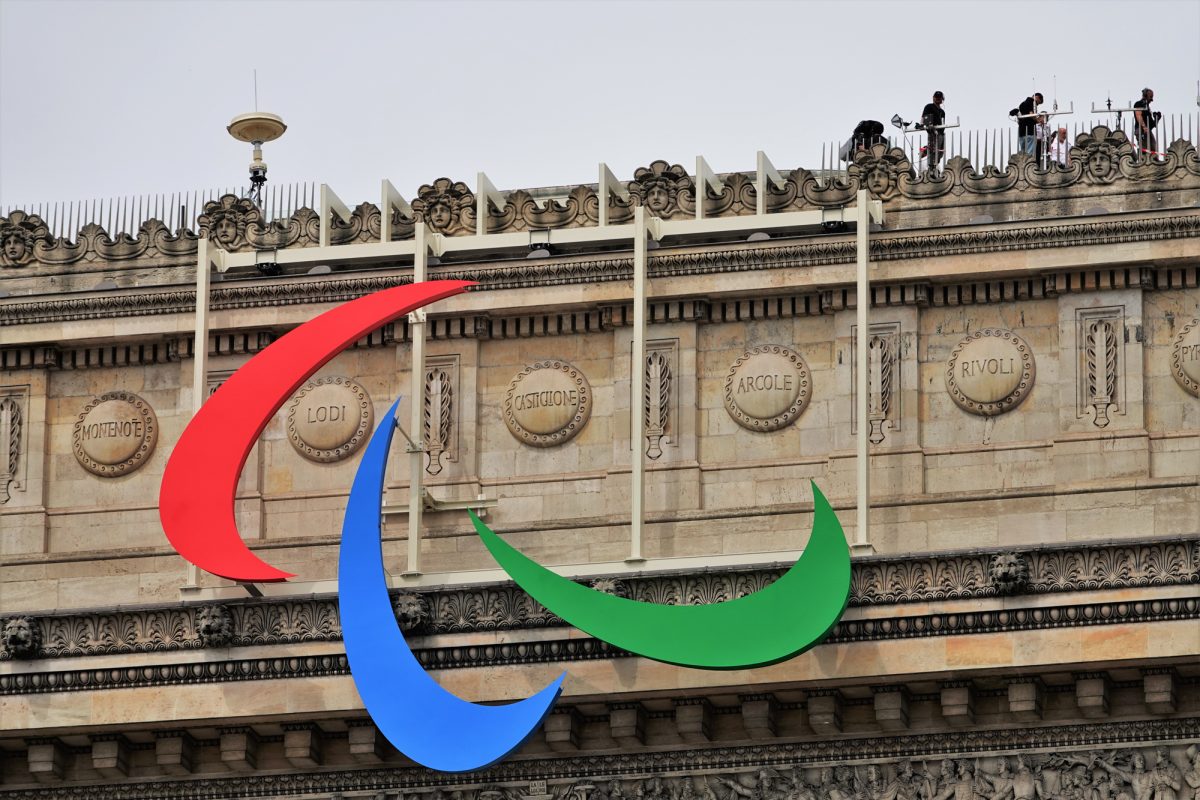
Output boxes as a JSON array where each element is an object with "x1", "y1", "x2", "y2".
[{"x1": 159, "y1": 280, "x2": 852, "y2": 773}]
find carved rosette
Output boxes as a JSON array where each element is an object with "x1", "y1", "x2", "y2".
[
  {"x1": 503, "y1": 360, "x2": 592, "y2": 447},
  {"x1": 286, "y1": 377, "x2": 373, "y2": 463},
  {"x1": 945, "y1": 329, "x2": 1036, "y2": 416},
  {"x1": 1171, "y1": 317, "x2": 1200, "y2": 397},
  {"x1": 72, "y1": 391, "x2": 158, "y2": 477},
  {"x1": 724, "y1": 345, "x2": 812, "y2": 432}
]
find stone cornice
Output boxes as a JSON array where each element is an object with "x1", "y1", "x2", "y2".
[
  {"x1": 2, "y1": 537, "x2": 1196, "y2": 671},
  {"x1": 0, "y1": 718, "x2": 1197, "y2": 800},
  {"x1": 2, "y1": 213, "x2": 1198, "y2": 330},
  {"x1": 3, "y1": 596, "x2": 1198, "y2": 696}
]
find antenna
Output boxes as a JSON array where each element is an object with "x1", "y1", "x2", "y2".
[{"x1": 227, "y1": 109, "x2": 286, "y2": 206}]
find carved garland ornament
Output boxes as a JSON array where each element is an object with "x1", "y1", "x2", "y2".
[
  {"x1": 286, "y1": 377, "x2": 373, "y2": 463},
  {"x1": 724, "y1": 345, "x2": 812, "y2": 432},
  {"x1": 945, "y1": 328, "x2": 1036, "y2": 416},
  {"x1": 1171, "y1": 316, "x2": 1200, "y2": 398},
  {"x1": 503, "y1": 360, "x2": 592, "y2": 447},
  {"x1": 72, "y1": 390, "x2": 158, "y2": 477}
]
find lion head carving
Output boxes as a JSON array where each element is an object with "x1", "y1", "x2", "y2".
[
  {"x1": 392, "y1": 592, "x2": 430, "y2": 633},
  {"x1": 988, "y1": 553, "x2": 1029, "y2": 594},
  {"x1": 195, "y1": 604, "x2": 234, "y2": 647},
  {"x1": 2, "y1": 616, "x2": 41, "y2": 659}
]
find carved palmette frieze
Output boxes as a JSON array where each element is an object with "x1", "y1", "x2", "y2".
[
  {"x1": 424, "y1": 356, "x2": 459, "y2": 475},
  {"x1": 5, "y1": 538, "x2": 1195, "y2": 662},
  {"x1": 1077, "y1": 307, "x2": 1125, "y2": 427},
  {"x1": 0, "y1": 386, "x2": 27, "y2": 503},
  {"x1": 645, "y1": 342, "x2": 677, "y2": 459},
  {"x1": 852, "y1": 323, "x2": 901, "y2": 444}
]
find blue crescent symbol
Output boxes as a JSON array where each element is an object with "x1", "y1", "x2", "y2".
[{"x1": 338, "y1": 398, "x2": 565, "y2": 773}]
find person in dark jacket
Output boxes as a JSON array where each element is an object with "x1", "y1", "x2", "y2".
[
  {"x1": 919, "y1": 91, "x2": 946, "y2": 171},
  {"x1": 1133, "y1": 88, "x2": 1160, "y2": 160},
  {"x1": 1012, "y1": 92, "x2": 1043, "y2": 155}
]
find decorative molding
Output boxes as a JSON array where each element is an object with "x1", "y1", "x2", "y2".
[
  {"x1": 2, "y1": 127, "x2": 1198, "y2": 273},
  {"x1": 3, "y1": 596, "x2": 1198, "y2": 695},
  {"x1": 645, "y1": 342, "x2": 676, "y2": 459},
  {"x1": 0, "y1": 385, "x2": 27, "y2": 503},
  {"x1": 3, "y1": 537, "x2": 1196, "y2": 665},
  {"x1": 0, "y1": 720, "x2": 1197, "y2": 799},
  {"x1": 851, "y1": 323, "x2": 901, "y2": 444},
  {"x1": 1076, "y1": 307, "x2": 1125, "y2": 427},
  {"x1": 3, "y1": 219, "x2": 1199, "y2": 330},
  {"x1": 424, "y1": 356, "x2": 459, "y2": 475}
]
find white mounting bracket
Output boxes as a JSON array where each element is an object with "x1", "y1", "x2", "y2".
[
  {"x1": 319, "y1": 184, "x2": 353, "y2": 248},
  {"x1": 381, "y1": 179, "x2": 414, "y2": 243},
  {"x1": 598, "y1": 162, "x2": 631, "y2": 226},
  {"x1": 755, "y1": 150, "x2": 787, "y2": 216},
  {"x1": 476, "y1": 172, "x2": 508, "y2": 236},
  {"x1": 694, "y1": 156, "x2": 726, "y2": 220}
]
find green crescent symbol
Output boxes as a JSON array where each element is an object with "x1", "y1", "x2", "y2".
[{"x1": 470, "y1": 481, "x2": 851, "y2": 670}]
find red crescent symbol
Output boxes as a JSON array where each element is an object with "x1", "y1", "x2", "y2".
[{"x1": 160, "y1": 280, "x2": 473, "y2": 582}]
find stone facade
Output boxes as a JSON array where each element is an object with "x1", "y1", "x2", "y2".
[{"x1": 0, "y1": 127, "x2": 1197, "y2": 798}]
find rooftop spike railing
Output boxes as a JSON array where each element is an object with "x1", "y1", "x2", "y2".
[
  {"x1": 0, "y1": 182, "x2": 318, "y2": 241},
  {"x1": 2, "y1": 113, "x2": 1199, "y2": 242}
]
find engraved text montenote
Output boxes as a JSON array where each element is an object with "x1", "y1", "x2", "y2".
[
  {"x1": 1171, "y1": 317, "x2": 1200, "y2": 398},
  {"x1": 724, "y1": 345, "x2": 812, "y2": 431},
  {"x1": 504, "y1": 360, "x2": 592, "y2": 446},
  {"x1": 72, "y1": 391, "x2": 158, "y2": 476},
  {"x1": 945, "y1": 329, "x2": 1036, "y2": 416},
  {"x1": 287, "y1": 377, "x2": 373, "y2": 463}
]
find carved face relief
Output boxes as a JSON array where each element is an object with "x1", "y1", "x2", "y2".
[
  {"x1": 213, "y1": 216, "x2": 239, "y2": 245},
  {"x1": 645, "y1": 183, "x2": 671, "y2": 213},
  {"x1": 392, "y1": 592, "x2": 430, "y2": 632},
  {"x1": 427, "y1": 201, "x2": 453, "y2": 230},
  {"x1": 2, "y1": 233, "x2": 27, "y2": 263},
  {"x1": 866, "y1": 167, "x2": 892, "y2": 197}
]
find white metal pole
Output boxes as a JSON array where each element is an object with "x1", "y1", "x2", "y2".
[
  {"x1": 855, "y1": 190, "x2": 871, "y2": 553},
  {"x1": 629, "y1": 206, "x2": 648, "y2": 562},
  {"x1": 187, "y1": 238, "x2": 214, "y2": 588},
  {"x1": 405, "y1": 223, "x2": 428, "y2": 575}
]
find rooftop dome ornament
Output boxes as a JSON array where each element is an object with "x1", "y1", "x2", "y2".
[{"x1": 227, "y1": 106, "x2": 286, "y2": 206}]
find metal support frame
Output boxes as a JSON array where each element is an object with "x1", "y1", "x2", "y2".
[
  {"x1": 405, "y1": 223, "x2": 430, "y2": 575},
  {"x1": 598, "y1": 163, "x2": 630, "y2": 227},
  {"x1": 853, "y1": 190, "x2": 883, "y2": 555},
  {"x1": 476, "y1": 172, "x2": 508, "y2": 236},
  {"x1": 319, "y1": 184, "x2": 352, "y2": 249},
  {"x1": 186, "y1": 238, "x2": 227, "y2": 590},
  {"x1": 755, "y1": 151, "x2": 786, "y2": 217},
  {"x1": 694, "y1": 156, "x2": 725, "y2": 220},
  {"x1": 381, "y1": 179, "x2": 414, "y2": 243},
  {"x1": 199, "y1": 163, "x2": 883, "y2": 589}
]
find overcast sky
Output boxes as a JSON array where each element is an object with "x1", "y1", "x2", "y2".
[{"x1": 2, "y1": 0, "x2": 1198, "y2": 213}]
